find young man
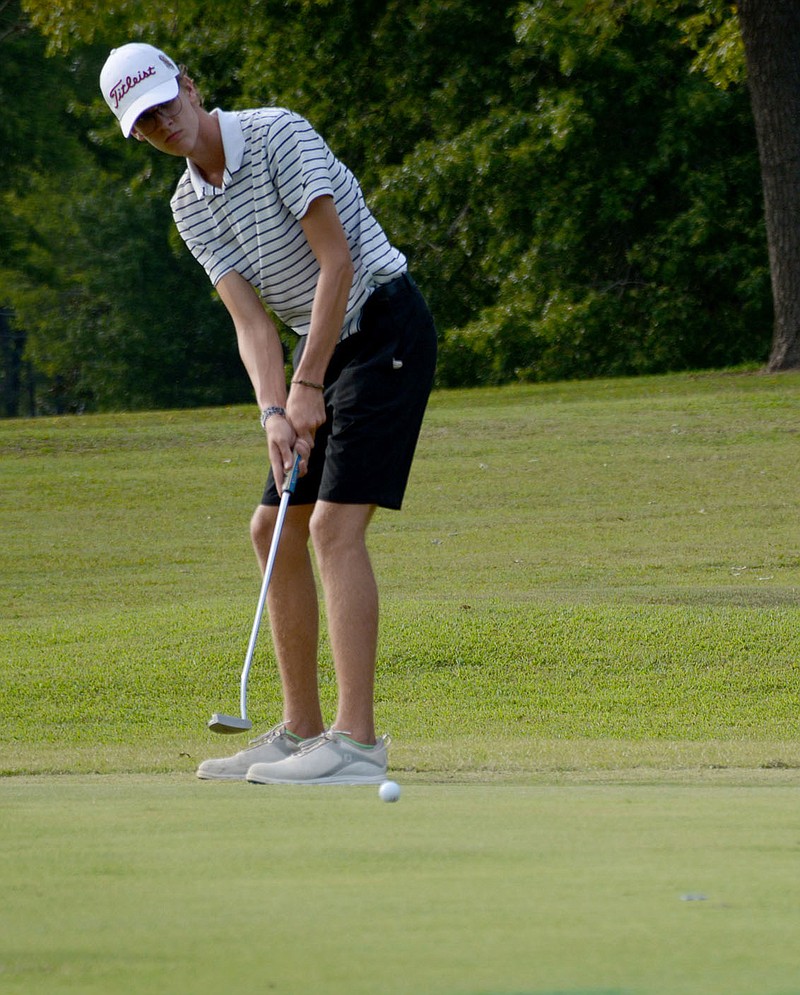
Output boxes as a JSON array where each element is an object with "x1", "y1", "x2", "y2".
[{"x1": 100, "y1": 43, "x2": 436, "y2": 784}]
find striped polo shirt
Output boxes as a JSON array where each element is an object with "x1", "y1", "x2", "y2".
[{"x1": 170, "y1": 107, "x2": 407, "y2": 340}]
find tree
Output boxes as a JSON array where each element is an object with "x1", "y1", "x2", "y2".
[
  {"x1": 9, "y1": 0, "x2": 784, "y2": 405},
  {"x1": 737, "y1": 0, "x2": 800, "y2": 371},
  {"x1": 0, "y1": 306, "x2": 29, "y2": 416},
  {"x1": 6, "y1": 158, "x2": 249, "y2": 411},
  {"x1": 2, "y1": 2, "x2": 250, "y2": 412},
  {"x1": 379, "y1": 0, "x2": 770, "y2": 384},
  {"x1": 0, "y1": 0, "x2": 70, "y2": 414}
]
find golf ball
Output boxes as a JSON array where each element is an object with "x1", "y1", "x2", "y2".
[{"x1": 379, "y1": 780, "x2": 401, "y2": 803}]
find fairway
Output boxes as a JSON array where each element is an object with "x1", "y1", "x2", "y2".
[{"x1": 2, "y1": 371, "x2": 800, "y2": 993}]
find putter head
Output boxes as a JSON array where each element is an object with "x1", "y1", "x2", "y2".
[{"x1": 207, "y1": 713, "x2": 253, "y2": 735}]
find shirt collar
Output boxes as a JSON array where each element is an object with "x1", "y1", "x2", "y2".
[{"x1": 185, "y1": 109, "x2": 245, "y2": 198}]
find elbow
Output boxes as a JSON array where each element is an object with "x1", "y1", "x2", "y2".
[
  {"x1": 324, "y1": 245, "x2": 354, "y2": 287},
  {"x1": 336, "y1": 253, "x2": 355, "y2": 289},
  {"x1": 316, "y1": 252, "x2": 353, "y2": 301}
]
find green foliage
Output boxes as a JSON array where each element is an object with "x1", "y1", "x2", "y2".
[
  {"x1": 680, "y1": 0, "x2": 746, "y2": 89},
  {"x1": 2, "y1": 153, "x2": 248, "y2": 411},
  {"x1": 1, "y1": 6, "x2": 250, "y2": 412},
  {"x1": 227, "y1": 0, "x2": 518, "y2": 189},
  {"x1": 3, "y1": 0, "x2": 774, "y2": 408},
  {"x1": 419, "y1": 1, "x2": 770, "y2": 385}
]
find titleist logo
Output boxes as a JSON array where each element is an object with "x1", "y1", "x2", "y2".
[{"x1": 109, "y1": 65, "x2": 157, "y2": 109}]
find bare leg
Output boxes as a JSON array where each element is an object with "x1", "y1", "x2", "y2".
[
  {"x1": 250, "y1": 503, "x2": 324, "y2": 740},
  {"x1": 309, "y1": 501, "x2": 378, "y2": 745}
]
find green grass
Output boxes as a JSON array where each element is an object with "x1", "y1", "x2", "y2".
[
  {"x1": 2, "y1": 370, "x2": 799, "y2": 774},
  {"x1": 3, "y1": 777, "x2": 800, "y2": 995},
  {"x1": 2, "y1": 370, "x2": 800, "y2": 994}
]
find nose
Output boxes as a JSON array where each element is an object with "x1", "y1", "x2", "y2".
[{"x1": 154, "y1": 107, "x2": 178, "y2": 125}]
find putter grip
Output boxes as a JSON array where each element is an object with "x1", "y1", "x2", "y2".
[{"x1": 283, "y1": 450, "x2": 302, "y2": 495}]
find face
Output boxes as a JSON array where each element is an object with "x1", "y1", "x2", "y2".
[{"x1": 133, "y1": 79, "x2": 200, "y2": 156}]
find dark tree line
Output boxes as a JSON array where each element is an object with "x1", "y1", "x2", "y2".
[{"x1": 0, "y1": 0, "x2": 797, "y2": 416}]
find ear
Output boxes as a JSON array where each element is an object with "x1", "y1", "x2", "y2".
[
  {"x1": 181, "y1": 76, "x2": 202, "y2": 108},
  {"x1": 132, "y1": 130, "x2": 147, "y2": 143}
]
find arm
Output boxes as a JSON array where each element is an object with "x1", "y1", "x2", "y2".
[
  {"x1": 288, "y1": 195, "x2": 354, "y2": 444},
  {"x1": 216, "y1": 270, "x2": 297, "y2": 488}
]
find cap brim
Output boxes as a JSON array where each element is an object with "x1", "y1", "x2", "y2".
[{"x1": 120, "y1": 77, "x2": 180, "y2": 137}]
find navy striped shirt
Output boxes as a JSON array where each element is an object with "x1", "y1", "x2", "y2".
[{"x1": 171, "y1": 108, "x2": 407, "y2": 340}]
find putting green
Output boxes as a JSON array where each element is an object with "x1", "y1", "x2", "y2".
[{"x1": 2, "y1": 776, "x2": 799, "y2": 994}]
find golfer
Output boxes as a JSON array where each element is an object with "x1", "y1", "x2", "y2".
[{"x1": 100, "y1": 44, "x2": 436, "y2": 784}]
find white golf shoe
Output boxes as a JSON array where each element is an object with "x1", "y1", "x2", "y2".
[
  {"x1": 246, "y1": 729, "x2": 390, "y2": 785},
  {"x1": 196, "y1": 722, "x2": 303, "y2": 781}
]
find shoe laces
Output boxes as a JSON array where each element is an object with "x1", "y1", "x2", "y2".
[
  {"x1": 293, "y1": 729, "x2": 391, "y2": 755},
  {"x1": 293, "y1": 730, "x2": 337, "y2": 756},
  {"x1": 247, "y1": 721, "x2": 289, "y2": 748}
]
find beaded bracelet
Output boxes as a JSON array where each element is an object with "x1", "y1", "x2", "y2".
[{"x1": 259, "y1": 405, "x2": 286, "y2": 428}]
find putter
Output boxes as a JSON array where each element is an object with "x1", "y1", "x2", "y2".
[{"x1": 207, "y1": 450, "x2": 302, "y2": 734}]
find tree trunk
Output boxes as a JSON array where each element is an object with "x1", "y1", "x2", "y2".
[
  {"x1": 0, "y1": 308, "x2": 25, "y2": 418},
  {"x1": 738, "y1": 0, "x2": 800, "y2": 371}
]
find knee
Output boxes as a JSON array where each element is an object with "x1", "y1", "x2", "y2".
[
  {"x1": 250, "y1": 504, "x2": 277, "y2": 554},
  {"x1": 309, "y1": 505, "x2": 371, "y2": 563},
  {"x1": 252, "y1": 504, "x2": 313, "y2": 560},
  {"x1": 308, "y1": 510, "x2": 335, "y2": 559}
]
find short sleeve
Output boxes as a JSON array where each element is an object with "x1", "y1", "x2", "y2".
[
  {"x1": 265, "y1": 111, "x2": 335, "y2": 220},
  {"x1": 171, "y1": 178, "x2": 251, "y2": 287}
]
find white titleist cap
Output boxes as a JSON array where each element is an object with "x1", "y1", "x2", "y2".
[{"x1": 100, "y1": 43, "x2": 180, "y2": 137}]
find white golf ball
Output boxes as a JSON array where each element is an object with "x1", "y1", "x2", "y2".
[{"x1": 379, "y1": 780, "x2": 401, "y2": 803}]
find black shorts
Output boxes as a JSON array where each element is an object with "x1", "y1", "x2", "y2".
[{"x1": 261, "y1": 273, "x2": 437, "y2": 510}]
